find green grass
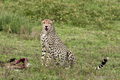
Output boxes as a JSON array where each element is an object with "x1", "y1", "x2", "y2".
[
  {"x1": 0, "y1": 25, "x2": 120, "y2": 79},
  {"x1": 0, "y1": 0, "x2": 120, "y2": 80},
  {"x1": 0, "y1": 11, "x2": 33, "y2": 34},
  {"x1": 0, "y1": 0, "x2": 120, "y2": 32}
]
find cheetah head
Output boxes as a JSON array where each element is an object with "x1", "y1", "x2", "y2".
[{"x1": 41, "y1": 19, "x2": 54, "y2": 33}]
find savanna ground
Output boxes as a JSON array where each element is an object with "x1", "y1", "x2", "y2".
[{"x1": 0, "y1": 0, "x2": 120, "y2": 80}]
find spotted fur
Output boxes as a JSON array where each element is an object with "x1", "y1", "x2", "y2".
[
  {"x1": 96, "y1": 57, "x2": 109, "y2": 70},
  {"x1": 40, "y1": 19, "x2": 75, "y2": 67}
]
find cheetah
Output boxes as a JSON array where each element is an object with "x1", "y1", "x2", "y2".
[{"x1": 40, "y1": 19, "x2": 75, "y2": 67}]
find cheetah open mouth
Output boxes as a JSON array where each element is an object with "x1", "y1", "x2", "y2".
[{"x1": 45, "y1": 27, "x2": 48, "y2": 31}]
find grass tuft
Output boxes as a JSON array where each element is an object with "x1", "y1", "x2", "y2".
[{"x1": 0, "y1": 11, "x2": 32, "y2": 34}]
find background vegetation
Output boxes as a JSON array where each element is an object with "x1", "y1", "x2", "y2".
[
  {"x1": 0, "y1": 0, "x2": 120, "y2": 80},
  {"x1": 0, "y1": 0, "x2": 120, "y2": 33}
]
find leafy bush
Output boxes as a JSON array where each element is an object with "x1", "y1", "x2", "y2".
[
  {"x1": 0, "y1": 0, "x2": 120, "y2": 31},
  {"x1": 0, "y1": 11, "x2": 32, "y2": 33}
]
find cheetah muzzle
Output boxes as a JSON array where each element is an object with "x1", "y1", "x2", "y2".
[{"x1": 45, "y1": 26, "x2": 48, "y2": 31}]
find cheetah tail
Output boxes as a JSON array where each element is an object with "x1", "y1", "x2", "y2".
[{"x1": 95, "y1": 57, "x2": 109, "y2": 70}]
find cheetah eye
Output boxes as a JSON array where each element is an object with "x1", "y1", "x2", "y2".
[
  {"x1": 43, "y1": 22, "x2": 45, "y2": 24},
  {"x1": 48, "y1": 22, "x2": 52, "y2": 24}
]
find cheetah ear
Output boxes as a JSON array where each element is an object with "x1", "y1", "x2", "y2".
[
  {"x1": 40, "y1": 19, "x2": 43, "y2": 22},
  {"x1": 52, "y1": 20, "x2": 54, "y2": 23}
]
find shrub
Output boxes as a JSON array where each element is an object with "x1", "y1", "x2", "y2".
[
  {"x1": 0, "y1": 0, "x2": 120, "y2": 30},
  {"x1": 0, "y1": 11, "x2": 32, "y2": 34}
]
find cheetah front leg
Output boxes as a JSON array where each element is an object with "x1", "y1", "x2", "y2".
[
  {"x1": 67, "y1": 51, "x2": 75, "y2": 68},
  {"x1": 45, "y1": 45, "x2": 55, "y2": 66},
  {"x1": 46, "y1": 53, "x2": 52, "y2": 66},
  {"x1": 41, "y1": 44, "x2": 47, "y2": 66}
]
